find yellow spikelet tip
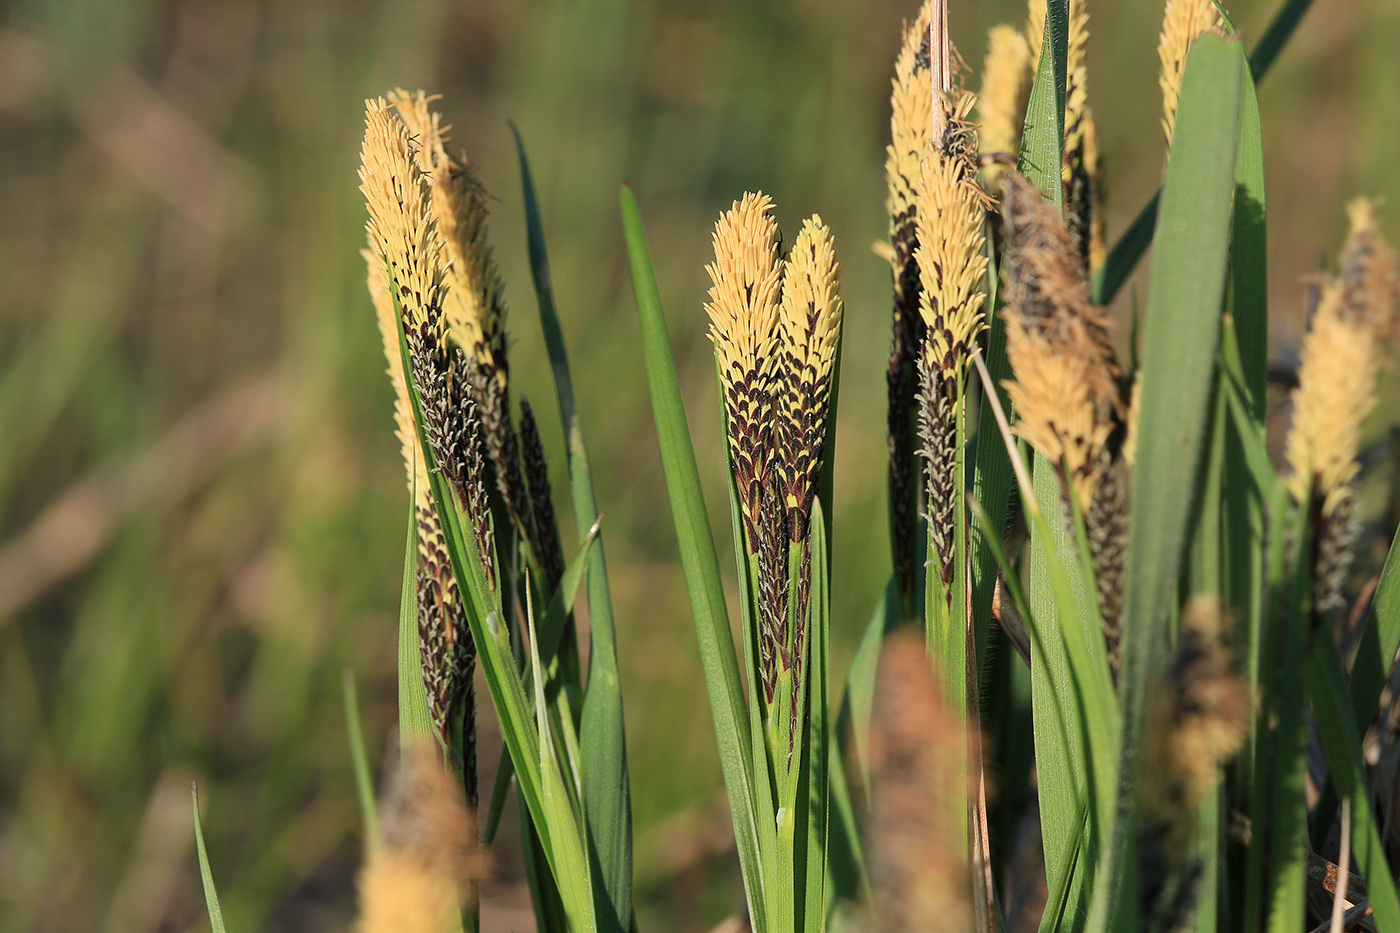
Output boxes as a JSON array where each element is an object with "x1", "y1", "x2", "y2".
[
  {"x1": 386, "y1": 90, "x2": 509, "y2": 383},
  {"x1": 1062, "y1": 0, "x2": 1092, "y2": 161},
  {"x1": 1025, "y1": 0, "x2": 1046, "y2": 67},
  {"x1": 1158, "y1": 0, "x2": 1225, "y2": 144},
  {"x1": 1341, "y1": 197, "x2": 1399, "y2": 341},
  {"x1": 359, "y1": 98, "x2": 447, "y2": 339},
  {"x1": 977, "y1": 25, "x2": 1033, "y2": 193},
  {"x1": 914, "y1": 93, "x2": 990, "y2": 370},
  {"x1": 1284, "y1": 281, "x2": 1380, "y2": 513},
  {"x1": 706, "y1": 192, "x2": 783, "y2": 396},
  {"x1": 779, "y1": 215, "x2": 843, "y2": 391},
  {"x1": 886, "y1": 1, "x2": 935, "y2": 265}
]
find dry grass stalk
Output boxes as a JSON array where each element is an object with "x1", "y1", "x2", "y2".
[
  {"x1": 361, "y1": 99, "x2": 484, "y2": 750},
  {"x1": 706, "y1": 194, "x2": 841, "y2": 709},
  {"x1": 976, "y1": 25, "x2": 1032, "y2": 196},
  {"x1": 885, "y1": 0, "x2": 935, "y2": 609},
  {"x1": 1158, "y1": 0, "x2": 1226, "y2": 144},
  {"x1": 866, "y1": 630, "x2": 973, "y2": 933},
  {"x1": 1138, "y1": 597, "x2": 1248, "y2": 929},
  {"x1": 1284, "y1": 200, "x2": 1396, "y2": 610},
  {"x1": 914, "y1": 64, "x2": 991, "y2": 607},
  {"x1": 356, "y1": 741, "x2": 489, "y2": 933}
]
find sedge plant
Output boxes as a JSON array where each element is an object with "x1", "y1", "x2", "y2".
[{"x1": 190, "y1": 1, "x2": 1400, "y2": 930}]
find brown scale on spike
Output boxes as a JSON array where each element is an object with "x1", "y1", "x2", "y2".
[{"x1": 1000, "y1": 173, "x2": 1130, "y2": 641}]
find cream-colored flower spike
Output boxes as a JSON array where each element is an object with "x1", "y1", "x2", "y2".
[
  {"x1": 977, "y1": 25, "x2": 1032, "y2": 194},
  {"x1": 778, "y1": 215, "x2": 843, "y2": 528},
  {"x1": 387, "y1": 89, "x2": 509, "y2": 386},
  {"x1": 915, "y1": 93, "x2": 989, "y2": 374},
  {"x1": 1159, "y1": 0, "x2": 1225, "y2": 144},
  {"x1": 779, "y1": 216, "x2": 843, "y2": 411},
  {"x1": 705, "y1": 191, "x2": 783, "y2": 535},
  {"x1": 360, "y1": 98, "x2": 447, "y2": 340},
  {"x1": 886, "y1": 0, "x2": 934, "y2": 268},
  {"x1": 1284, "y1": 282, "x2": 1380, "y2": 515},
  {"x1": 365, "y1": 250, "x2": 432, "y2": 514}
]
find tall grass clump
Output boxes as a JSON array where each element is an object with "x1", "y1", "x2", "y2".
[{"x1": 196, "y1": 1, "x2": 1399, "y2": 930}]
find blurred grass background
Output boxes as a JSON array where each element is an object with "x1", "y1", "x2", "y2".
[{"x1": 0, "y1": 0, "x2": 1395, "y2": 929}]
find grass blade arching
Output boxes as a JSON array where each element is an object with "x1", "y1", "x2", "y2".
[
  {"x1": 191, "y1": 783, "x2": 228, "y2": 933},
  {"x1": 621, "y1": 184, "x2": 767, "y2": 930},
  {"x1": 342, "y1": 668, "x2": 381, "y2": 854},
  {"x1": 514, "y1": 128, "x2": 633, "y2": 930}
]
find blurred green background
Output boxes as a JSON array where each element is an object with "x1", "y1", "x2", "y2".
[{"x1": 0, "y1": 0, "x2": 1395, "y2": 929}]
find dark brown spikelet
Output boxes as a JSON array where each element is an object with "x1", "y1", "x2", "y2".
[
  {"x1": 518, "y1": 398, "x2": 565, "y2": 592},
  {"x1": 415, "y1": 554, "x2": 477, "y2": 799},
  {"x1": 756, "y1": 480, "x2": 790, "y2": 704},
  {"x1": 917, "y1": 351, "x2": 958, "y2": 600},
  {"x1": 1087, "y1": 446, "x2": 1129, "y2": 678},
  {"x1": 866, "y1": 630, "x2": 973, "y2": 933},
  {"x1": 1138, "y1": 597, "x2": 1248, "y2": 930},
  {"x1": 776, "y1": 216, "x2": 842, "y2": 545},
  {"x1": 706, "y1": 192, "x2": 783, "y2": 545}
]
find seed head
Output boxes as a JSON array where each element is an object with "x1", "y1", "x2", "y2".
[
  {"x1": 706, "y1": 192, "x2": 783, "y2": 538},
  {"x1": 976, "y1": 25, "x2": 1032, "y2": 194},
  {"x1": 777, "y1": 215, "x2": 842, "y2": 539},
  {"x1": 999, "y1": 173, "x2": 1121, "y2": 507},
  {"x1": 915, "y1": 91, "x2": 990, "y2": 376},
  {"x1": 1159, "y1": 0, "x2": 1226, "y2": 144}
]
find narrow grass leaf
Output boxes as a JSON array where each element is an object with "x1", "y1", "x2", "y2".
[
  {"x1": 515, "y1": 129, "x2": 633, "y2": 930},
  {"x1": 1231, "y1": 69, "x2": 1268, "y2": 418},
  {"x1": 621, "y1": 185, "x2": 766, "y2": 928},
  {"x1": 803, "y1": 498, "x2": 831, "y2": 932},
  {"x1": 1092, "y1": 0, "x2": 1308, "y2": 308},
  {"x1": 1349, "y1": 525, "x2": 1400, "y2": 736},
  {"x1": 835, "y1": 582, "x2": 898, "y2": 801},
  {"x1": 526, "y1": 594, "x2": 597, "y2": 932},
  {"x1": 191, "y1": 783, "x2": 227, "y2": 933},
  {"x1": 1111, "y1": 34, "x2": 1243, "y2": 928},
  {"x1": 342, "y1": 668, "x2": 381, "y2": 854},
  {"x1": 398, "y1": 495, "x2": 434, "y2": 742}
]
